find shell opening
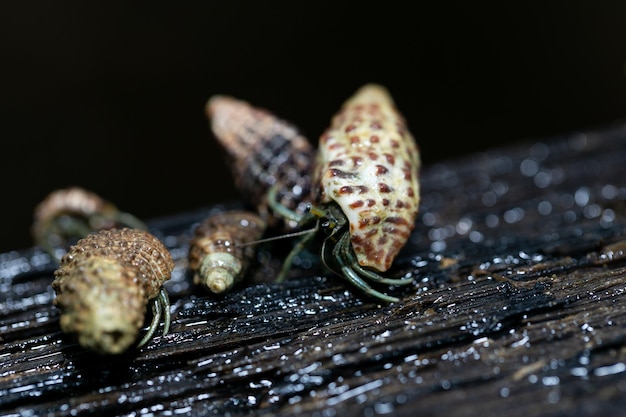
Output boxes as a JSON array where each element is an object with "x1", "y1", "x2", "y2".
[{"x1": 198, "y1": 252, "x2": 241, "y2": 294}]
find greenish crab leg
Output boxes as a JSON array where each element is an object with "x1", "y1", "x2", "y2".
[
  {"x1": 137, "y1": 288, "x2": 170, "y2": 348},
  {"x1": 335, "y1": 233, "x2": 414, "y2": 286},
  {"x1": 159, "y1": 289, "x2": 171, "y2": 335},
  {"x1": 266, "y1": 184, "x2": 305, "y2": 224},
  {"x1": 267, "y1": 187, "x2": 410, "y2": 301},
  {"x1": 339, "y1": 263, "x2": 400, "y2": 303},
  {"x1": 112, "y1": 211, "x2": 149, "y2": 231},
  {"x1": 275, "y1": 221, "x2": 319, "y2": 282},
  {"x1": 40, "y1": 219, "x2": 94, "y2": 262},
  {"x1": 39, "y1": 210, "x2": 148, "y2": 263},
  {"x1": 331, "y1": 232, "x2": 401, "y2": 303}
]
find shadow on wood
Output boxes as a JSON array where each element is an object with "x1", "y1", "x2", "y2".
[{"x1": 2, "y1": 124, "x2": 626, "y2": 416}]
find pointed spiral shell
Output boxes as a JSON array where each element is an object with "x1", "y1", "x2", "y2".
[
  {"x1": 188, "y1": 210, "x2": 266, "y2": 294},
  {"x1": 315, "y1": 84, "x2": 421, "y2": 271},
  {"x1": 206, "y1": 95, "x2": 315, "y2": 230},
  {"x1": 52, "y1": 228, "x2": 174, "y2": 355}
]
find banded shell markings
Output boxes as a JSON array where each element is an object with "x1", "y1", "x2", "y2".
[
  {"x1": 188, "y1": 210, "x2": 267, "y2": 294},
  {"x1": 32, "y1": 186, "x2": 147, "y2": 261},
  {"x1": 52, "y1": 228, "x2": 174, "y2": 355},
  {"x1": 315, "y1": 83, "x2": 421, "y2": 272},
  {"x1": 206, "y1": 95, "x2": 315, "y2": 231}
]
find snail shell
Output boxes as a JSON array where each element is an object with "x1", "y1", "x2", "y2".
[
  {"x1": 206, "y1": 95, "x2": 315, "y2": 230},
  {"x1": 52, "y1": 228, "x2": 174, "y2": 354},
  {"x1": 33, "y1": 187, "x2": 117, "y2": 224},
  {"x1": 188, "y1": 210, "x2": 266, "y2": 294},
  {"x1": 315, "y1": 83, "x2": 421, "y2": 271},
  {"x1": 32, "y1": 186, "x2": 146, "y2": 260}
]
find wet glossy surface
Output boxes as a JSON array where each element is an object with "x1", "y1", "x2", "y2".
[{"x1": 3, "y1": 125, "x2": 626, "y2": 416}]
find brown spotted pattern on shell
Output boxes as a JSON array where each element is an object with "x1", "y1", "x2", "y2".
[
  {"x1": 32, "y1": 186, "x2": 147, "y2": 260},
  {"x1": 188, "y1": 210, "x2": 266, "y2": 294},
  {"x1": 206, "y1": 95, "x2": 315, "y2": 230},
  {"x1": 52, "y1": 228, "x2": 174, "y2": 355},
  {"x1": 315, "y1": 83, "x2": 421, "y2": 272}
]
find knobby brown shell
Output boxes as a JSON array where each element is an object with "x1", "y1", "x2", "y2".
[{"x1": 52, "y1": 228, "x2": 174, "y2": 354}]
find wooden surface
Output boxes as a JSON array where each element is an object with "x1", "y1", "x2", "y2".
[{"x1": 3, "y1": 124, "x2": 626, "y2": 416}]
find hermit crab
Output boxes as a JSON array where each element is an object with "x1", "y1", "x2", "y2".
[
  {"x1": 277, "y1": 84, "x2": 421, "y2": 302},
  {"x1": 188, "y1": 210, "x2": 266, "y2": 294},
  {"x1": 32, "y1": 186, "x2": 147, "y2": 261},
  {"x1": 206, "y1": 84, "x2": 420, "y2": 303},
  {"x1": 52, "y1": 228, "x2": 174, "y2": 355},
  {"x1": 206, "y1": 95, "x2": 315, "y2": 231}
]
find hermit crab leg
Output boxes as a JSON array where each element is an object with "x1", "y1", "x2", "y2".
[
  {"x1": 137, "y1": 296, "x2": 162, "y2": 348},
  {"x1": 159, "y1": 289, "x2": 171, "y2": 335},
  {"x1": 352, "y1": 263, "x2": 414, "y2": 286},
  {"x1": 332, "y1": 235, "x2": 400, "y2": 303},
  {"x1": 137, "y1": 288, "x2": 170, "y2": 348},
  {"x1": 32, "y1": 187, "x2": 148, "y2": 262},
  {"x1": 275, "y1": 220, "x2": 319, "y2": 282},
  {"x1": 114, "y1": 211, "x2": 149, "y2": 231},
  {"x1": 39, "y1": 222, "x2": 93, "y2": 261},
  {"x1": 335, "y1": 232, "x2": 414, "y2": 286},
  {"x1": 266, "y1": 184, "x2": 305, "y2": 224},
  {"x1": 331, "y1": 232, "x2": 407, "y2": 302}
]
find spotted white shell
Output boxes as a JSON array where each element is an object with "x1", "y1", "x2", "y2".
[{"x1": 315, "y1": 84, "x2": 420, "y2": 271}]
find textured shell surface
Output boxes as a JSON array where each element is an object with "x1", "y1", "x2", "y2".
[
  {"x1": 52, "y1": 228, "x2": 174, "y2": 354},
  {"x1": 33, "y1": 186, "x2": 117, "y2": 222},
  {"x1": 56, "y1": 228, "x2": 174, "y2": 299},
  {"x1": 188, "y1": 210, "x2": 266, "y2": 294},
  {"x1": 32, "y1": 187, "x2": 118, "y2": 239},
  {"x1": 315, "y1": 83, "x2": 421, "y2": 271},
  {"x1": 206, "y1": 95, "x2": 315, "y2": 230}
]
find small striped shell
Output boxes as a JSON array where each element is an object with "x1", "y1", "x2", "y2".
[
  {"x1": 188, "y1": 210, "x2": 266, "y2": 294},
  {"x1": 206, "y1": 95, "x2": 315, "y2": 230},
  {"x1": 52, "y1": 228, "x2": 174, "y2": 355},
  {"x1": 315, "y1": 84, "x2": 421, "y2": 271}
]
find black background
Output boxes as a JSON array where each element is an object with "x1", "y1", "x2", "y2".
[{"x1": 1, "y1": 3, "x2": 626, "y2": 253}]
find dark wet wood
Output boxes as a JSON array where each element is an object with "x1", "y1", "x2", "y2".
[{"x1": 3, "y1": 124, "x2": 626, "y2": 416}]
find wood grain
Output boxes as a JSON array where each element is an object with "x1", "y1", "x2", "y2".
[{"x1": 2, "y1": 124, "x2": 626, "y2": 416}]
